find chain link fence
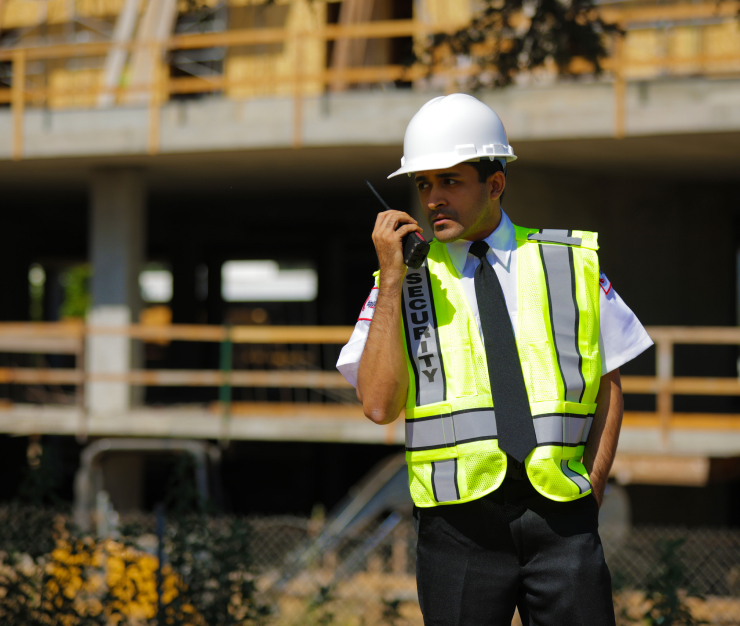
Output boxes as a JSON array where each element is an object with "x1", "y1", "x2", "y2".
[{"x1": 1, "y1": 505, "x2": 740, "y2": 625}]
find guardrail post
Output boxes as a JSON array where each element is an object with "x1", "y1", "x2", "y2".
[
  {"x1": 11, "y1": 49, "x2": 26, "y2": 160},
  {"x1": 613, "y1": 27, "x2": 626, "y2": 139},
  {"x1": 219, "y1": 325, "x2": 233, "y2": 446},
  {"x1": 656, "y1": 338, "x2": 673, "y2": 448},
  {"x1": 76, "y1": 325, "x2": 88, "y2": 443},
  {"x1": 147, "y1": 43, "x2": 164, "y2": 155},
  {"x1": 293, "y1": 32, "x2": 304, "y2": 149}
]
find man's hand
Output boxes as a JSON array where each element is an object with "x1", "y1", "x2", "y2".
[
  {"x1": 357, "y1": 210, "x2": 422, "y2": 425},
  {"x1": 372, "y1": 210, "x2": 423, "y2": 286}
]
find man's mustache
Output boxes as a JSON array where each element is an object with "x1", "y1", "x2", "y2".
[{"x1": 429, "y1": 209, "x2": 459, "y2": 223}]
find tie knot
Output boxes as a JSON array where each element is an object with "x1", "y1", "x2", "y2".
[{"x1": 469, "y1": 240, "x2": 490, "y2": 260}]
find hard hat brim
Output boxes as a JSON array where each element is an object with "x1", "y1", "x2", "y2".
[{"x1": 388, "y1": 152, "x2": 517, "y2": 179}]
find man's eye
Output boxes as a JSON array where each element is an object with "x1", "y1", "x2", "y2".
[
  {"x1": 445, "y1": 179, "x2": 458, "y2": 185},
  {"x1": 418, "y1": 183, "x2": 429, "y2": 191}
]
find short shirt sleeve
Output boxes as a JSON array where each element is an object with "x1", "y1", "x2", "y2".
[
  {"x1": 598, "y1": 270, "x2": 653, "y2": 375},
  {"x1": 337, "y1": 271, "x2": 654, "y2": 387},
  {"x1": 336, "y1": 286, "x2": 377, "y2": 388}
]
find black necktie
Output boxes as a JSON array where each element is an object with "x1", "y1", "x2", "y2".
[{"x1": 469, "y1": 240, "x2": 537, "y2": 463}]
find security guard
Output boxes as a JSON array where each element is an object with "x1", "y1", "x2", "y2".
[{"x1": 337, "y1": 94, "x2": 652, "y2": 626}]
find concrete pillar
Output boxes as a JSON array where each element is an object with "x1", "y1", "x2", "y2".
[{"x1": 87, "y1": 170, "x2": 146, "y2": 415}]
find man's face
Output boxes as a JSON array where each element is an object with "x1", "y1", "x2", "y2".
[{"x1": 415, "y1": 164, "x2": 504, "y2": 243}]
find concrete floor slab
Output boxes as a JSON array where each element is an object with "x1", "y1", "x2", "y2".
[{"x1": 2, "y1": 78, "x2": 740, "y2": 166}]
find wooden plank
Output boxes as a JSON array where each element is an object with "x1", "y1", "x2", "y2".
[
  {"x1": 170, "y1": 20, "x2": 449, "y2": 52},
  {"x1": 671, "y1": 413, "x2": 740, "y2": 431},
  {"x1": 623, "y1": 411, "x2": 740, "y2": 430},
  {"x1": 0, "y1": 42, "x2": 114, "y2": 62},
  {"x1": 85, "y1": 369, "x2": 351, "y2": 387},
  {"x1": 0, "y1": 337, "x2": 82, "y2": 354},
  {"x1": 11, "y1": 49, "x2": 25, "y2": 161},
  {"x1": 610, "y1": 453, "x2": 710, "y2": 486},
  {"x1": 210, "y1": 401, "x2": 368, "y2": 418},
  {"x1": 167, "y1": 65, "x2": 418, "y2": 94},
  {"x1": 0, "y1": 368, "x2": 82, "y2": 384},
  {"x1": 622, "y1": 412, "x2": 661, "y2": 427},
  {"x1": 600, "y1": 1, "x2": 740, "y2": 25},
  {"x1": 672, "y1": 377, "x2": 740, "y2": 395},
  {"x1": 230, "y1": 326, "x2": 353, "y2": 344},
  {"x1": 0, "y1": 322, "x2": 84, "y2": 336},
  {"x1": 613, "y1": 30, "x2": 626, "y2": 139},
  {"x1": 645, "y1": 326, "x2": 740, "y2": 344},
  {"x1": 620, "y1": 375, "x2": 740, "y2": 395},
  {"x1": 87, "y1": 324, "x2": 226, "y2": 341},
  {"x1": 0, "y1": 323, "x2": 83, "y2": 354},
  {"x1": 0, "y1": 323, "x2": 353, "y2": 344}
]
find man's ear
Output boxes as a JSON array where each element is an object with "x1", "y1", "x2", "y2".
[{"x1": 488, "y1": 171, "x2": 506, "y2": 201}]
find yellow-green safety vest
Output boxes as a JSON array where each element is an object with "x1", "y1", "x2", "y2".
[{"x1": 388, "y1": 225, "x2": 602, "y2": 507}]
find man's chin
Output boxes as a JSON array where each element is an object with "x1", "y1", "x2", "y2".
[{"x1": 433, "y1": 224, "x2": 463, "y2": 243}]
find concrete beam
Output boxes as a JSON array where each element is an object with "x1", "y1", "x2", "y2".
[{"x1": 1, "y1": 78, "x2": 740, "y2": 165}]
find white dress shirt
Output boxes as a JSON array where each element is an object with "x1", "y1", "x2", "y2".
[{"x1": 337, "y1": 210, "x2": 653, "y2": 388}]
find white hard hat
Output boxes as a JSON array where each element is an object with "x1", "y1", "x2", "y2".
[{"x1": 388, "y1": 93, "x2": 517, "y2": 179}]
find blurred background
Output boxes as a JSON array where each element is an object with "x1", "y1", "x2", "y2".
[{"x1": 1, "y1": 0, "x2": 740, "y2": 623}]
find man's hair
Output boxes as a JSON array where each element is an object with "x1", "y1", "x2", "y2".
[{"x1": 468, "y1": 159, "x2": 506, "y2": 202}]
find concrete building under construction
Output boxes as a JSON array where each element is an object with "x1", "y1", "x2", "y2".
[{"x1": 1, "y1": 0, "x2": 740, "y2": 527}]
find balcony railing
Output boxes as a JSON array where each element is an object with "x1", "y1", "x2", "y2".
[
  {"x1": 1, "y1": 322, "x2": 740, "y2": 447},
  {"x1": 1, "y1": 0, "x2": 740, "y2": 157}
]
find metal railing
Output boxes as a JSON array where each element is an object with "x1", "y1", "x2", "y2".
[{"x1": 1, "y1": 0, "x2": 740, "y2": 157}]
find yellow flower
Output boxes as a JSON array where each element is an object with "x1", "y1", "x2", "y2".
[{"x1": 51, "y1": 548, "x2": 70, "y2": 562}]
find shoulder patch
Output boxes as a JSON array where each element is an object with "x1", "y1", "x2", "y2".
[
  {"x1": 599, "y1": 269, "x2": 612, "y2": 295},
  {"x1": 527, "y1": 229, "x2": 582, "y2": 246},
  {"x1": 358, "y1": 287, "x2": 378, "y2": 321}
]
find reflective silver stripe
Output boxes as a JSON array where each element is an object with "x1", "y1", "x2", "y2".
[
  {"x1": 528, "y1": 229, "x2": 582, "y2": 246},
  {"x1": 539, "y1": 243, "x2": 586, "y2": 403},
  {"x1": 533, "y1": 414, "x2": 590, "y2": 446},
  {"x1": 581, "y1": 415, "x2": 594, "y2": 444},
  {"x1": 406, "y1": 414, "x2": 455, "y2": 451},
  {"x1": 406, "y1": 408, "x2": 497, "y2": 451},
  {"x1": 453, "y1": 408, "x2": 497, "y2": 444},
  {"x1": 402, "y1": 260, "x2": 446, "y2": 406},
  {"x1": 561, "y1": 459, "x2": 591, "y2": 494},
  {"x1": 408, "y1": 411, "x2": 592, "y2": 450},
  {"x1": 432, "y1": 459, "x2": 459, "y2": 502}
]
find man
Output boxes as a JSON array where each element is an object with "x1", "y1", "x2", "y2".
[{"x1": 337, "y1": 94, "x2": 652, "y2": 625}]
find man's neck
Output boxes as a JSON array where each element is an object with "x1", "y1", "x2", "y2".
[{"x1": 462, "y1": 205, "x2": 502, "y2": 242}]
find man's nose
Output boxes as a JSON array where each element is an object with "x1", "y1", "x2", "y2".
[{"x1": 427, "y1": 186, "x2": 446, "y2": 210}]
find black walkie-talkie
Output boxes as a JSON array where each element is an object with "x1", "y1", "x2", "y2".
[{"x1": 366, "y1": 181, "x2": 430, "y2": 270}]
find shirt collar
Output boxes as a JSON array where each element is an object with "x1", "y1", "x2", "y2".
[{"x1": 445, "y1": 209, "x2": 515, "y2": 275}]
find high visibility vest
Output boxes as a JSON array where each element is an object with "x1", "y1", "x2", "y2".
[{"x1": 394, "y1": 225, "x2": 602, "y2": 507}]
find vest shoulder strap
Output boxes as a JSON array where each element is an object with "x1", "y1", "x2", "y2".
[{"x1": 514, "y1": 225, "x2": 599, "y2": 251}]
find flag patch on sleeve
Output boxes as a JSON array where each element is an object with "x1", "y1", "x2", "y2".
[
  {"x1": 358, "y1": 287, "x2": 378, "y2": 321},
  {"x1": 599, "y1": 269, "x2": 612, "y2": 295}
]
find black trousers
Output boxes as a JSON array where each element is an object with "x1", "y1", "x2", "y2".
[{"x1": 414, "y1": 475, "x2": 616, "y2": 626}]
